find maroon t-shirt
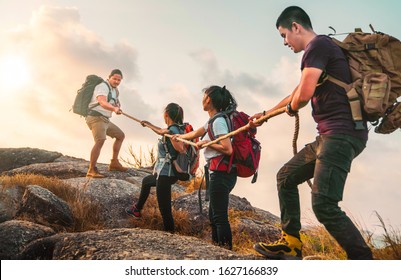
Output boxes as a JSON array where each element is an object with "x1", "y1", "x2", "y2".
[{"x1": 301, "y1": 35, "x2": 368, "y2": 141}]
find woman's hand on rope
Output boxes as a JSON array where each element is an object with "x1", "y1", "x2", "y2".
[
  {"x1": 249, "y1": 112, "x2": 268, "y2": 128},
  {"x1": 171, "y1": 134, "x2": 182, "y2": 142},
  {"x1": 140, "y1": 120, "x2": 150, "y2": 127},
  {"x1": 195, "y1": 139, "x2": 209, "y2": 149}
]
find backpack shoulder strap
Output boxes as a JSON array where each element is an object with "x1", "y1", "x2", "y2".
[
  {"x1": 325, "y1": 75, "x2": 364, "y2": 130},
  {"x1": 168, "y1": 123, "x2": 184, "y2": 134},
  {"x1": 161, "y1": 136, "x2": 170, "y2": 155},
  {"x1": 326, "y1": 75, "x2": 353, "y2": 92},
  {"x1": 207, "y1": 112, "x2": 231, "y2": 140},
  {"x1": 87, "y1": 79, "x2": 108, "y2": 111},
  {"x1": 114, "y1": 86, "x2": 120, "y2": 105},
  {"x1": 103, "y1": 81, "x2": 114, "y2": 103},
  {"x1": 163, "y1": 124, "x2": 182, "y2": 158}
]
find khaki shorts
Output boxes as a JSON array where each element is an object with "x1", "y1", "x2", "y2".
[{"x1": 86, "y1": 115, "x2": 124, "y2": 142}]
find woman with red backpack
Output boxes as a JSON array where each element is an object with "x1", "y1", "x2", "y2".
[{"x1": 175, "y1": 85, "x2": 237, "y2": 249}]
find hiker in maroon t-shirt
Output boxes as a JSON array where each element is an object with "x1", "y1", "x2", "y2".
[{"x1": 250, "y1": 6, "x2": 373, "y2": 260}]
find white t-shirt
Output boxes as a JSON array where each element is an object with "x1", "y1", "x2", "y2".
[
  {"x1": 88, "y1": 81, "x2": 118, "y2": 118},
  {"x1": 203, "y1": 116, "x2": 229, "y2": 163}
]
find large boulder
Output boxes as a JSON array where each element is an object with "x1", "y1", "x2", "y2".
[
  {"x1": 3, "y1": 161, "x2": 142, "y2": 180},
  {"x1": 18, "y1": 185, "x2": 74, "y2": 228},
  {"x1": 0, "y1": 220, "x2": 55, "y2": 259},
  {"x1": 63, "y1": 177, "x2": 141, "y2": 228},
  {"x1": 173, "y1": 191, "x2": 280, "y2": 241},
  {"x1": 0, "y1": 148, "x2": 62, "y2": 172},
  {"x1": 236, "y1": 217, "x2": 281, "y2": 243},
  {"x1": 62, "y1": 176, "x2": 186, "y2": 228},
  {"x1": 0, "y1": 185, "x2": 25, "y2": 223}
]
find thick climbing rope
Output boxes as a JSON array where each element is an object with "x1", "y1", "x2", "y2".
[
  {"x1": 123, "y1": 108, "x2": 312, "y2": 188},
  {"x1": 293, "y1": 113, "x2": 313, "y2": 188}
]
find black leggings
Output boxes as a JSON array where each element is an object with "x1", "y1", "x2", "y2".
[
  {"x1": 208, "y1": 170, "x2": 237, "y2": 249},
  {"x1": 136, "y1": 174, "x2": 177, "y2": 232}
]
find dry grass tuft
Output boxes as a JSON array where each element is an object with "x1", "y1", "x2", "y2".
[
  {"x1": 122, "y1": 145, "x2": 156, "y2": 169},
  {"x1": 230, "y1": 209, "x2": 262, "y2": 254},
  {"x1": 0, "y1": 173, "x2": 104, "y2": 232},
  {"x1": 301, "y1": 225, "x2": 346, "y2": 260},
  {"x1": 370, "y1": 211, "x2": 401, "y2": 260},
  {"x1": 126, "y1": 193, "x2": 193, "y2": 235},
  {"x1": 177, "y1": 175, "x2": 206, "y2": 193},
  {"x1": 300, "y1": 212, "x2": 401, "y2": 260}
]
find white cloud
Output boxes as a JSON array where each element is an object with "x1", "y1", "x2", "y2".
[
  {"x1": 0, "y1": 6, "x2": 150, "y2": 162},
  {"x1": 190, "y1": 48, "x2": 303, "y2": 111}
]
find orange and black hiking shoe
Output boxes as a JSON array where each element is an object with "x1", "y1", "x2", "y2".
[{"x1": 254, "y1": 231, "x2": 302, "y2": 260}]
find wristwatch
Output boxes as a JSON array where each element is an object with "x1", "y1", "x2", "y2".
[{"x1": 286, "y1": 102, "x2": 298, "y2": 115}]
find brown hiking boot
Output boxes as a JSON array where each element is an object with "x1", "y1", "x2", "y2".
[
  {"x1": 86, "y1": 167, "x2": 106, "y2": 178},
  {"x1": 108, "y1": 159, "x2": 128, "y2": 172}
]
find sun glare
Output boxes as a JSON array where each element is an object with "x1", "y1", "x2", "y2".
[{"x1": 0, "y1": 55, "x2": 32, "y2": 91}]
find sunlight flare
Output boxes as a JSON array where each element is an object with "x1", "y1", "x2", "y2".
[{"x1": 0, "y1": 55, "x2": 32, "y2": 91}]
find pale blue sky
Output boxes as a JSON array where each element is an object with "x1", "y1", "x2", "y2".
[{"x1": 1, "y1": 0, "x2": 400, "y2": 235}]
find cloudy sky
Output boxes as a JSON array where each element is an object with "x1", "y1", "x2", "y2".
[{"x1": 1, "y1": 0, "x2": 400, "y2": 235}]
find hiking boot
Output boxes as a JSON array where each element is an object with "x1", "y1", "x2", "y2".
[
  {"x1": 86, "y1": 167, "x2": 106, "y2": 178},
  {"x1": 125, "y1": 204, "x2": 141, "y2": 218},
  {"x1": 253, "y1": 231, "x2": 302, "y2": 260},
  {"x1": 108, "y1": 159, "x2": 129, "y2": 172}
]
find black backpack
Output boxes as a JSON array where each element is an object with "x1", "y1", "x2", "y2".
[
  {"x1": 163, "y1": 123, "x2": 200, "y2": 181},
  {"x1": 72, "y1": 75, "x2": 110, "y2": 117}
]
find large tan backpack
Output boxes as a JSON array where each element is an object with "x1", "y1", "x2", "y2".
[{"x1": 326, "y1": 25, "x2": 401, "y2": 134}]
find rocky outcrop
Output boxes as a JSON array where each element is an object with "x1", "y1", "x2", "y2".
[
  {"x1": 18, "y1": 185, "x2": 74, "y2": 228},
  {"x1": 0, "y1": 148, "x2": 280, "y2": 260},
  {"x1": 19, "y1": 228, "x2": 257, "y2": 260},
  {"x1": 0, "y1": 185, "x2": 25, "y2": 223},
  {"x1": 0, "y1": 148, "x2": 62, "y2": 172},
  {"x1": 0, "y1": 220, "x2": 55, "y2": 259},
  {"x1": 174, "y1": 190, "x2": 280, "y2": 240},
  {"x1": 3, "y1": 161, "x2": 144, "y2": 180},
  {"x1": 63, "y1": 177, "x2": 142, "y2": 228}
]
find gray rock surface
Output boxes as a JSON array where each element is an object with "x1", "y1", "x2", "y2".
[
  {"x1": 0, "y1": 220, "x2": 55, "y2": 259},
  {"x1": 18, "y1": 185, "x2": 74, "y2": 227},
  {"x1": 0, "y1": 185, "x2": 25, "y2": 223},
  {"x1": 0, "y1": 147, "x2": 62, "y2": 172},
  {"x1": 20, "y1": 228, "x2": 259, "y2": 260}
]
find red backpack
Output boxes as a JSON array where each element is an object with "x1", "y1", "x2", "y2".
[{"x1": 207, "y1": 110, "x2": 261, "y2": 183}]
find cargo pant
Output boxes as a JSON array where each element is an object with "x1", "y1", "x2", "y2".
[{"x1": 277, "y1": 134, "x2": 373, "y2": 260}]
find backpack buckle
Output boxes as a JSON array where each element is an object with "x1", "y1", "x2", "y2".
[
  {"x1": 364, "y1": 43, "x2": 376, "y2": 50},
  {"x1": 354, "y1": 120, "x2": 366, "y2": 130}
]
